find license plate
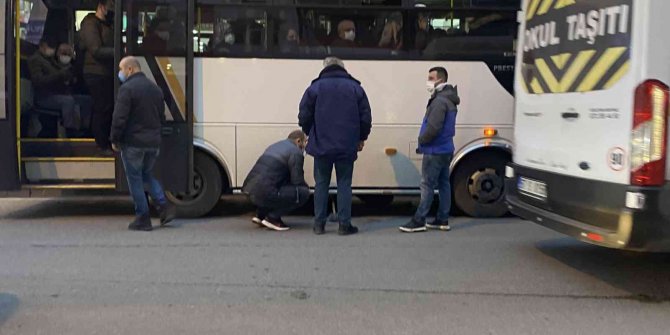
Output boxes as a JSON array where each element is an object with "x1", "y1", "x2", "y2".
[{"x1": 518, "y1": 177, "x2": 547, "y2": 200}]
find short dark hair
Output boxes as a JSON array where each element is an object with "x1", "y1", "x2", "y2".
[
  {"x1": 288, "y1": 130, "x2": 306, "y2": 141},
  {"x1": 40, "y1": 37, "x2": 58, "y2": 49},
  {"x1": 429, "y1": 67, "x2": 448, "y2": 82},
  {"x1": 98, "y1": 0, "x2": 113, "y2": 7}
]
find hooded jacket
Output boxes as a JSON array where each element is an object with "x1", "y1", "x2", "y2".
[{"x1": 418, "y1": 84, "x2": 460, "y2": 155}]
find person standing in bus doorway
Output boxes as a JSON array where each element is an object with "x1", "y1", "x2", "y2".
[
  {"x1": 111, "y1": 56, "x2": 175, "y2": 232},
  {"x1": 400, "y1": 67, "x2": 460, "y2": 233},
  {"x1": 80, "y1": 0, "x2": 115, "y2": 154},
  {"x1": 299, "y1": 57, "x2": 372, "y2": 236},
  {"x1": 242, "y1": 130, "x2": 310, "y2": 231}
]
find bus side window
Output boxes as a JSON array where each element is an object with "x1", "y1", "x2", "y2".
[{"x1": 194, "y1": 3, "x2": 269, "y2": 57}]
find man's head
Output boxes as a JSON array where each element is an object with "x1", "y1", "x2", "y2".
[
  {"x1": 288, "y1": 130, "x2": 307, "y2": 152},
  {"x1": 428, "y1": 66, "x2": 448, "y2": 85},
  {"x1": 118, "y1": 56, "x2": 142, "y2": 83},
  {"x1": 57, "y1": 43, "x2": 74, "y2": 65},
  {"x1": 418, "y1": 14, "x2": 429, "y2": 31},
  {"x1": 286, "y1": 28, "x2": 299, "y2": 42},
  {"x1": 96, "y1": 0, "x2": 115, "y2": 24},
  {"x1": 39, "y1": 38, "x2": 57, "y2": 58},
  {"x1": 337, "y1": 20, "x2": 356, "y2": 41},
  {"x1": 150, "y1": 19, "x2": 171, "y2": 41},
  {"x1": 323, "y1": 57, "x2": 345, "y2": 69}
]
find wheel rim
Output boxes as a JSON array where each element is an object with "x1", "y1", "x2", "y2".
[
  {"x1": 466, "y1": 168, "x2": 504, "y2": 204},
  {"x1": 166, "y1": 169, "x2": 205, "y2": 205}
]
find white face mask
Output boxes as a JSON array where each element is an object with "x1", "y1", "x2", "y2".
[
  {"x1": 344, "y1": 30, "x2": 356, "y2": 41},
  {"x1": 426, "y1": 80, "x2": 436, "y2": 94},
  {"x1": 59, "y1": 55, "x2": 72, "y2": 65}
]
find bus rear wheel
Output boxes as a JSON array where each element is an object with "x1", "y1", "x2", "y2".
[
  {"x1": 453, "y1": 151, "x2": 510, "y2": 218},
  {"x1": 166, "y1": 151, "x2": 223, "y2": 218}
]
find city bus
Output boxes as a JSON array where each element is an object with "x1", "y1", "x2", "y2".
[
  {"x1": 505, "y1": 0, "x2": 670, "y2": 251},
  {"x1": 0, "y1": 0, "x2": 519, "y2": 218}
]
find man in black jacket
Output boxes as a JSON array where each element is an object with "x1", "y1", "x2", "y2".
[
  {"x1": 242, "y1": 130, "x2": 310, "y2": 231},
  {"x1": 111, "y1": 56, "x2": 175, "y2": 231},
  {"x1": 80, "y1": 0, "x2": 115, "y2": 152}
]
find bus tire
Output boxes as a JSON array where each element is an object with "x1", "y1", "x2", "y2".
[
  {"x1": 453, "y1": 151, "x2": 510, "y2": 218},
  {"x1": 357, "y1": 195, "x2": 394, "y2": 208},
  {"x1": 166, "y1": 151, "x2": 223, "y2": 218}
]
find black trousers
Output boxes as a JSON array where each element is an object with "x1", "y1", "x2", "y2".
[
  {"x1": 84, "y1": 74, "x2": 114, "y2": 149},
  {"x1": 251, "y1": 185, "x2": 310, "y2": 220}
]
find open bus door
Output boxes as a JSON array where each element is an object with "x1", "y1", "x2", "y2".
[
  {"x1": 114, "y1": 0, "x2": 194, "y2": 194},
  {"x1": 0, "y1": 1, "x2": 20, "y2": 191}
]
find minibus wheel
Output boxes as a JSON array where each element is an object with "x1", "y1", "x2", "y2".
[{"x1": 166, "y1": 151, "x2": 223, "y2": 218}]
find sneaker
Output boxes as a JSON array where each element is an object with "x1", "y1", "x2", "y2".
[
  {"x1": 261, "y1": 217, "x2": 290, "y2": 231},
  {"x1": 338, "y1": 224, "x2": 359, "y2": 236},
  {"x1": 158, "y1": 203, "x2": 176, "y2": 226},
  {"x1": 313, "y1": 222, "x2": 326, "y2": 235},
  {"x1": 426, "y1": 220, "x2": 451, "y2": 231},
  {"x1": 399, "y1": 220, "x2": 427, "y2": 233},
  {"x1": 252, "y1": 216, "x2": 265, "y2": 227},
  {"x1": 128, "y1": 215, "x2": 153, "y2": 231}
]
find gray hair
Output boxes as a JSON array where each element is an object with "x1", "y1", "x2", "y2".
[{"x1": 323, "y1": 57, "x2": 345, "y2": 69}]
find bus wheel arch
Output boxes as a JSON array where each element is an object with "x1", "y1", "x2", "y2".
[
  {"x1": 451, "y1": 146, "x2": 511, "y2": 218},
  {"x1": 165, "y1": 147, "x2": 230, "y2": 218}
]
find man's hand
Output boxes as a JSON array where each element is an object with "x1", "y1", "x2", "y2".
[
  {"x1": 111, "y1": 143, "x2": 120, "y2": 152},
  {"x1": 357, "y1": 141, "x2": 365, "y2": 152}
]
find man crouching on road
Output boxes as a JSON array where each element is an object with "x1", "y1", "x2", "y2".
[
  {"x1": 111, "y1": 56, "x2": 175, "y2": 231},
  {"x1": 242, "y1": 130, "x2": 310, "y2": 231}
]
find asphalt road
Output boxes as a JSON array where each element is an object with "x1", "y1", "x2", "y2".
[{"x1": 0, "y1": 196, "x2": 669, "y2": 335}]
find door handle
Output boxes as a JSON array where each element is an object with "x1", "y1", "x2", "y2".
[{"x1": 562, "y1": 112, "x2": 579, "y2": 119}]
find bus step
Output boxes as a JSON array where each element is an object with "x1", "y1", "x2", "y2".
[
  {"x1": 23, "y1": 183, "x2": 116, "y2": 190},
  {"x1": 20, "y1": 139, "x2": 113, "y2": 158}
]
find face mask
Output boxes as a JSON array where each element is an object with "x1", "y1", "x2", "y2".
[
  {"x1": 426, "y1": 80, "x2": 436, "y2": 94},
  {"x1": 118, "y1": 70, "x2": 127, "y2": 83},
  {"x1": 156, "y1": 31, "x2": 170, "y2": 41},
  {"x1": 344, "y1": 30, "x2": 356, "y2": 41},
  {"x1": 105, "y1": 10, "x2": 115, "y2": 25},
  {"x1": 59, "y1": 55, "x2": 72, "y2": 64},
  {"x1": 224, "y1": 33, "x2": 235, "y2": 45}
]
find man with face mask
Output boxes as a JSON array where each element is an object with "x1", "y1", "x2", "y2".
[
  {"x1": 142, "y1": 19, "x2": 170, "y2": 54},
  {"x1": 28, "y1": 39, "x2": 93, "y2": 137},
  {"x1": 80, "y1": 0, "x2": 115, "y2": 152},
  {"x1": 110, "y1": 56, "x2": 175, "y2": 231},
  {"x1": 400, "y1": 66, "x2": 460, "y2": 233},
  {"x1": 242, "y1": 130, "x2": 310, "y2": 231},
  {"x1": 331, "y1": 20, "x2": 357, "y2": 48}
]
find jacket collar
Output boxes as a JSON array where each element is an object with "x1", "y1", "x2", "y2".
[
  {"x1": 312, "y1": 65, "x2": 361, "y2": 84},
  {"x1": 124, "y1": 72, "x2": 146, "y2": 84}
]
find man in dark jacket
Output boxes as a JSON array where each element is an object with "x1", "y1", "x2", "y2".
[
  {"x1": 28, "y1": 39, "x2": 92, "y2": 137},
  {"x1": 298, "y1": 57, "x2": 372, "y2": 236},
  {"x1": 242, "y1": 130, "x2": 310, "y2": 231},
  {"x1": 400, "y1": 66, "x2": 460, "y2": 233},
  {"x1": 80, "y1": 0, "x2": 115, "y2": 152},
  {"x1": 111, "y1": 56, "x2": 175, "y2": 231}
]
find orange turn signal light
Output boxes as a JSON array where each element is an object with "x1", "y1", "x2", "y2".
[
  {"x1": 484, "y1": 128, "x2": 498, "y2": 137},
  {"x1": 385, "y1": 147, "x2": 398, "y2": 156}
]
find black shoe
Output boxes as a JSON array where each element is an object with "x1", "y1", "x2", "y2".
[
  {"x1": 128, "y1": 215, "x2": 153, "y2": 231},
  {"x1": 426, "y1": 220, "x2": 451, "y2": 231},
  {"x1": 313, "y1": 222, "x2": 326, "y2": 235},
  {"x1": 158, "y1": 203, "x2": 176, "y2": 226},
  {"x1": 338, "y1": 224, "x2": 359, "y2": 236},
  {"x1": 262, "y1": 217, "x2": 290, "y2": 231},
  {"x1": 399, "y1": 220, "x2": 426, "y2": 233}
]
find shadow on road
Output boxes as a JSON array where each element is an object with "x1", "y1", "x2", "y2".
[
  {"x1": 537, "y1": 238, "x2": 670, "y2": 302},
  {"x1": 0, "y1": 293, "x2": 19, "y2": 327}
]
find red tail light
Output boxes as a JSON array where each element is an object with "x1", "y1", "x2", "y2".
[{"x1": 631, "y1": 80, "x2": 669, "y2": 186}]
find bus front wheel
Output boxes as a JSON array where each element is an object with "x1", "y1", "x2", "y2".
[
  {"x1": 166, "y1": 151, "x2": 223, "y2": 218},
  {"x1": 453, "y1": 151, "x2": 510, "y2": 218}
]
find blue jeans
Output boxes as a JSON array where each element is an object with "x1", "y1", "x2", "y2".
[
  {"x1": 414, "y1": 154, "x2": 453, "y2": 223},
  {"x1": 120, "y1": 146, "x2": 167, "y2": 217},
  {"x1": 314, "y1": 158, "x2": 354, "y2": 226}
]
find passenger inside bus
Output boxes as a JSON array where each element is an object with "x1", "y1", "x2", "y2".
[
  {"x1": 28, "y1": 38, "x2": 92, "y2": 138},
  {"x1": 331, "y1": 20, "x2": 358, "y2": 48},
  {"x1": 142, "y1": 18, "x2": 170, "y2": 55}
]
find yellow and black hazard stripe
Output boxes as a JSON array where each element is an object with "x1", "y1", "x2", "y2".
[
  {"x1": 145, "y1": 57, "x2": 186, "y2": 122},
  {"x1": 522, "y1": 47, "x2": 630, "y2": 94},
  {"x1": 526, "y1": 0, "x2": 576, "y2": 21}
]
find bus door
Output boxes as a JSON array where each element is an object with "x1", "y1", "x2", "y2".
[
  {"x1": 0, "y1": 1, "x2": 19, "y2": 191},
  {"x1": 115, "y1": 0, "x2": 194, "y2": 193}
]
